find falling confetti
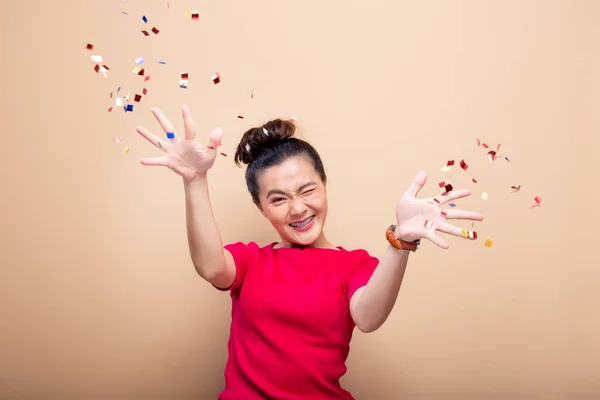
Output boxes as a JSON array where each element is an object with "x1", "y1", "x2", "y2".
[
  {"x1": 86, "y1": 43, "x2": 94, "y2": 51},
  {"x1": 448, "y1": 203, "x2": 457, "y2": 208},
  {"x1": 142, "y1": 16, "x2": 148, "y2": 23},
  {"x1": 132, "y1": 66, "x2": 144, "y2": 76},
  {"x1": 460, "y1": 159, "x2": 468, "y2": 171},
  {"x1": 487, "y1": 150, "x2": 497, "y2": 162},
  {"x1": 135, "y1": 57, "x2": 144, "y2": 65},
  {"x1": 250, "y1": 92, "x2": 254, "y2": 99},
  {"x1": 461, "y1": 230, "x2": 477, "y2": 239},
  {"x1": 531, "y1": 196, "x2": 542, "y2": 208},
  {"x1": 263, "y1": 128, "x2": 269, "y2": 135},
  {"x1": 142, "y1": 88, "x2": 148, "y2": 96},
  {"x1": 472, "y1": 178, "x2": 478, "y2": 183},
  {"x1": 440, "y1": 211, "x2": 447, "y2": 220},
  {"x1": 220, "y1": 152, "x2": 227, "y2": 157},
  {"x1": 237, "y1": 115, "x2": 244, "y2": 119},
  {"x1": 134, "y1": 94, "x2": 141, "y2": 102},
  {"x1": 191, "y1": 12, "x2": 199, "y2": 20},
  {"x1": 151, "y1": 27, "x2": 160, "y2": 34},
  {"x1": 125, "y1": 147, "x2": 130, "y2": 153},
  {"x1": 166, "y1": 132, "x2": 175, "y2": 139},
  {"x1": 424, "y1": 220, "x2": 433, "y2": 229},
  {"x1": 91, "y1": 55, "x2": 103, "y2": 63},
  {"x1": 289, "y1": 117, "x2": 298, "y2": 122},
  {"x1": 484, "y1": 238, "x2": 493, "y2": 248},
  {"x1": 481, "y1": 192, "x2": 488, "y2": 200},
  {"x1": 211, "y1": 73, "x2": 221, "y2": 84},
  {"x1": 510, "y1": 185, "x2": 521, "y2": 193},
  {"x1": 142, "y1": 30, "x2": 149, "y2": 36},
  {"x1": 439, "y1": 181, "x2": 453, "y2": 193},
  {"x1": 180, "y1": 72, "x2": 188, "y2": 88},
  {"x1": 144, "y1": 76, "x2": 151, "y2": 82},
  {"x1": 125, "y1": 104, "x2": 134, "y2": 112},
  {"x1": 113, "y1": 137, "x2": 122, "y2": 143}
]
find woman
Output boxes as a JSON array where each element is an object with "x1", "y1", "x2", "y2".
[{"x1": 136, "y1": 104, "x2": 483, "y2": 399}]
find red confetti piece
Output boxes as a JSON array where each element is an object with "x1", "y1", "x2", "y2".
[
  {"x1": 141, "y1": 30, "x2": 150, "y2": 36},
  {"x1": 531, "y1": 196, "x2": 542, "y2": 208},
  {"x1": 510, "y1": 185, "x2": 521, "y2": 192},
  {"x1": 447, "y1": 160, "x2": 455, "y2": 166},
  {"x1": 181, "y1": 72, "x2": 189, "y2": 80},
  {"x1": 476, "y1": 138, "x2": 489, "y2": 149},
  {"x1": 433, "y1": 198, "x2": 440, "y2": 204},
  {"x1": 151, "y1": 27, "x2": 160, "y2": 34},
  {"x1": 94, "y1": 65, "x2": 100, "y2": 73},
  {"x1": 110, "y1": 92, "x2": 113, "y2": 98},
  {"x1": 237, "y1": 115, "x2": 244, "y2": 119},
  {"x1": 134, "y1": 94, "x2": 142, "y2": 102},
  {"x1": 142, "y1": 88, "x2": 148, "y2": 96},
  {"x1": 487, "y1": 150, "x2": 497, "y2": 162},
  {"x1": 472, "y1": 178, "x2": 478, "y2": 183},
  {"x1": 191, "y1": 12, "x2": 199, "y2": 20},
  {"x1": 439, "y1": 181, "x2": 454, "y2": 193},
  {"x1": 460, "y1": 159, "x2": 468, "y2": 171},
  {"x1": 424, "y1": 220, "x2": 433, "y2": 229},
  {"x1": 211, "y1": 73, "x2": 221, "y2": 84},
  {"x1": 220, "y1": 152, "x2": 227, "y2": 157},
  {"x1": 144, "y1": 76, "x2": 151, "y2": 82},
  {"x1": 289, "y1": 117, "x2": 297, "y2": 122},
  {"x1": 108, "y1": 106, "x2": 116, "y2": 112},
  {"x1": 86, "y1": 43, "x2": 94, "y2": 51},
  {"x1": 440, "y1": 211, "x2": 447, "y2": 220},
  {"x1": 497, "y1": 144, "x2": 501, "y2": 152},
  {"x1": 250, "y1": 92, "x2": 254, "y2": 99}
]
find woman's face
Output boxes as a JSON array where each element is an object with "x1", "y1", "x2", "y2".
[{"x1": 257, "y1": 156, "x2": 328, "y2": 247}]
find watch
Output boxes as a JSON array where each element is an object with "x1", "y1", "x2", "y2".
[{"x1": 386, "y1": 224, "x2": 420, "y2": 252}]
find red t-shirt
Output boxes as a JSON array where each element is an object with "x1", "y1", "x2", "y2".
[{"x1": 215, "y1": 241, "x2": 379, "y2": 400}]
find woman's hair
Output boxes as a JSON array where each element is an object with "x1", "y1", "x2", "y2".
[{"x1": 234, "y1": 119, "x2": 327, "y2": 205}]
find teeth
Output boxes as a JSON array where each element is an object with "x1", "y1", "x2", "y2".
[{"x1": 290, "y1": 216, "x2": 314, "y2": 228}]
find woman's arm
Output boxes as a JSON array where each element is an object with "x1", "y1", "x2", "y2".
[
  {"x1": 184, "y1": 174, "x2": 235, "y2": 288},
  {"x1": 350, "y1": 244, "x2": 409, "y2": 333}
]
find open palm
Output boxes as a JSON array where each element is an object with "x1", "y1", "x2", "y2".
[
  {"x1": 395, "y1": 171, "x2": 484, "y2": 249},
  {"x1": 136, "y1": 105, "x2": 223, "y2": 181}
]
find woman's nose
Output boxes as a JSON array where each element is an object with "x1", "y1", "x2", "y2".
[{"x1": 292, "y1": 198, "x2": 306, "y2": 213}]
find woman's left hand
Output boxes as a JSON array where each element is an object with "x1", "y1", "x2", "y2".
[{"x1": 394, "y1": 171, "x2": 484, "y2": 249}]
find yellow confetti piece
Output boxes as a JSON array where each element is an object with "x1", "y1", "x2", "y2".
[
  {"x1": 481, "y1": 192, "x2": 488, "y2": 200},
  {"x1": 132, "y1": 66, "x2": 143, "y2": 75},
  {"x1": 185, "y1": 10, "x2": 190, "y2": 18},
  {"x1": 441, "y1": 166, "x2": 449, "y2": 172},
  {"x1": 484, "y1": 238, "x2": 493, "y2": 248},
  {"x1": 461, "y1": 230, "x2": 469, "y2": 238},
  {"x1": 125, "y1": 147, "x2": 130, "y2": 153}
]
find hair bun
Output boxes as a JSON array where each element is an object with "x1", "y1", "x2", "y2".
[{"x1": 234, "y1": 119, "x2": 296, "y2": 166}]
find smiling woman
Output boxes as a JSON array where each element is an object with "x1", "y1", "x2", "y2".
[{"x1": 136, "y1": 104, "x2": 483, "y2": 400}]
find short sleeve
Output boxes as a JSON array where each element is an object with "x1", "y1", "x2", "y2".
[
  {"x1": 213, "y1": 241, "x2": 258, "y2": 294},
  {"x1": 347, "y1": 251, "x2": 379, "y2": 302}
]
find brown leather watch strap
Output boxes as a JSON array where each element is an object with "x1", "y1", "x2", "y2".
[{"x1": 386, "y1": 224, "x2": 420, "y2": 252}]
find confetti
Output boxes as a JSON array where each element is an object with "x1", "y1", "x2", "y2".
[
  {"x1": 481, "y1": 192, "x2": 488, "y2": 200},
  {"x1": 250, "y1": 92, "x2": 254, "y2": 99},
  {"x1": 116, "y1": 98, "x2": 123, "y2": 106},
  {"x1": 449, "y1": 203, "x2": 457, "y2": 208},
  {"x1": 135, "y1": 57, "x2": 144, "y2": 65},
  {"x1": 134, "y1": 94, "x2": 142, "y2": 102},
  {"x1": 166, "y1": 132, "x2": 175, "y2": 139},
  {"x1": 108, "y1": 106, "x2": 117, "y2": 112},
  {"x1": 220, "y1": 152, "x2": 227, "y2": 157},
  {"x1": 142, "y1": 30, "x2": 150, "y2": 36},
  {"x1": 289, "y1": 117, "x2": 297, "y2": 122},
  {"x1": 263, "y1": 128, "x2": 269, "y2": 135},
  {"x1": 151, "y1": 27, "x2": 160, "y2": 34},
  {"x1": 180, "y1": 72, "x2": 188, "y2": 88},
  {"x1": 144, "y1": 76, "x2": 151, "y2": 82},
  {"x1": 122, "y1": 12, "x2": 129, "y2": 16},
  {"x1": 237, "y1": 115, "x2": 245, "y2": 119},
  {"x1": 472, "y1": 178, "x2": 478, "y2": 183},
  {"x1": 245, "y1": 144, "x2": 251, "y2": 152},
  {"x1": 125, "y1": 147, "x2": 130, "y2": 153},
  {"x1": 211, "y1": 73, "x2": 221, "y2": 84},
  {"x1": 125, "y1": 104, "x2": 133, "y2": 112},
  {"x1": 159, "y1": 61, "x2": 166, "y2": 65},
  {"x1": 487, "y1": 150, "x2": 497, "y2": 162},
  {"x1": 424, "y1": 220, "x2": 433, "y2": 229},
  {"x1": 441, "y1": 166, "x2": 450, "y2": 172},
  {"x1": 531, "y1": 196, "x2": 542, "y2": 208},
  {"x1": 132, "y1": 66, "x2": 144, "y2": 76},
  {"x1": 510, "y1": 185, "x2": 521, "y2": 193},
  {"x1": 113, "y1": 137, "x2": 122, "y2": 143},
  {"x1": 484, "y1": 238, "x2": 493, "y2": 248},
  {"x1": 439, "y1": 181, "x2": 453, "y2": 193},
  {"x1": 142, "y1": 16, "x2": 148, "y2": 23},
  {"x1": 142, "y1": 88, "x2": 148, "y2": 96},
  {"x1": 91, "y1": 55, "x2": 103, "y2": 63},
  {"x1": 476, "y1": 139, "x2": 489, "y2": 149},
  {"x1": 191, "y1": 12, "x2": 199, "y2": 20},
  {"x1": 459, "y1": 159, "x2": 468, "y2": 171},
  {"x1": 461, "y1": 230, "x2": 477, "y2": 239},
  {"x1": 440, "y1": 211, "x2": 447, "y2": 220},
  {"x1": 447, "y1": 160, "x2": 455, "y2": 166},
  {"x1": 86, "y1": 43, "x2": 94, "y2": 51}
]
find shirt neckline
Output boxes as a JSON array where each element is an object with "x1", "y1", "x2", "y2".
[{"x1": 269, "y1": 242, "x2": 344, "y2": 251}]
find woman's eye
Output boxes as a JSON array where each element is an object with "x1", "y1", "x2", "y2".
[
  {"x1": 302, "y1": 189, "x2": 315, "y2": 195},
  {"x1": 273, "y1": 197, "x2": 285, "y2": 203}
]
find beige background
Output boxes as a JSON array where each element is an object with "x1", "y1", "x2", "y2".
[{"x1": 1, "y1": 0, "x2": 598, "y2": 399}]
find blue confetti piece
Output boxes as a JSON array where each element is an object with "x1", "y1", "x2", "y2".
[
  {"x1": 449, "y1": 203, "x2": 457, "y2": 208},
  {"x1": 117, "y1": 86, "x2": 121, "y2": 93},
  {"x1": 135, "y1": 57, "x2": 144, "y2": 65},
  {"x1": 122, "y1": 12, "x2": 129, "y2": 15},
  {"x1": 125, "y1": 104, "x2": 134, "y2": 112},
  {"x1": 158, "y1": 61, "x2": 166, "y2": 64},
  {"x1": 166, "y1": 132, "x2": 175, "y2": 139},
  {"x1": 142, "y1": 16, "x2": 148, "y2": 23}
]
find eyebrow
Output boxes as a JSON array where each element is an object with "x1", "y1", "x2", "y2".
[{"x1": 266, "y1": 182, "x2": 316, "y2": 199}]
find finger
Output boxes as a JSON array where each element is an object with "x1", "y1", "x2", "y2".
[
  {"x1": 403, "y1": 171, "x2": 427, "y2": 198},
  {"x1": 151, "y1": 107, "x2": 179, "y2": 141},
  {"x1": 425, "y1": 230, "x2": 449, "y2": 249},
  {"x1": 442, "y1": 209, "x2": 484, "y2": 221},
  {"x1": 437, "y1": 221, "x2": 477, "y2": 240},
  {"x1": 207, "y1": 127, "x2": 224, "y2": 149},
  {"x1": 436, "y1": 189, "x2": 471, "y2": 205},
  {"x1": 136, "y1": 125, "x2": 168, "y2": 151},
  {"x1": 140, "y1": 156, "x2": 168, "y2": 167},
  {"x1": 181, "y1": 104, "x2": 196, "y2": 141}
]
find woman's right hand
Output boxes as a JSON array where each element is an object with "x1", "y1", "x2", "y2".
[{"x1": 136, "y1": 104, "x2": 224, "y2": 181}]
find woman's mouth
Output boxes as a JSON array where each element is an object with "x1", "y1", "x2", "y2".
[{"x1": 289, "y1": 215, "x2": 315, "y2": 230}]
